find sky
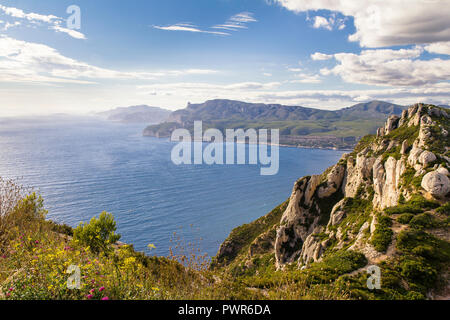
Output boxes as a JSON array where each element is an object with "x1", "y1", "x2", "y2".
[{"x1": 0, "y1": 0, "x2": 449, "y2": 116}]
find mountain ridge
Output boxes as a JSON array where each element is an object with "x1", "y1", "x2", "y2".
[{"x1": 144, "y1": 99, "x2": 407, "y2": 149}]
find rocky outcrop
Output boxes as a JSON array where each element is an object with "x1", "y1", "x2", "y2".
[
  {"x1": 385, "y1": 115, "x2": 400, "y2": 134},
  {"x1": 373, "y1": 156, "x2": 406, "y2": 209},
  {"x1": 343, "y1": 155, "x2": 375, "y2": 198},
  {"x1": 272, "y1": 103, "x2": 449, "y2": 269}
]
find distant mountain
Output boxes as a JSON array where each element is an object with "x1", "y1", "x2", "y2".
[
  {"x1": 165, "y1": 99, "x2": 405, "y2": 124},
  {"x1": 98, "y1": 105, "x2": 172, "y2": 124},
  {"x1": 334, "y1": 100, "x2": 406, "y2": 120},
  {"x1": 144, "y1": 100, "x2": 407, "y2": 149}
]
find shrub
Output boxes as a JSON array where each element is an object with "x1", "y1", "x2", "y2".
[
  {"x1": 306, "y1": 250, "x2": 367, "y2": 284},
  {"x1": 370, "y1": 215, "x2": 393, "y2": 252},
  {"x1": 397, "y1": 213, "x2": 414, "y2": 224},
  {"x1": 397, "y1": 229, "x2": 450, "y2": 263},
  {"x1": 436, "y1": 202, "x2": 450, "y2": 216},
  {"x1": 400, "y1": 258, "x2": 437, "y2": 288},
  {"x1": 73, "y1": 211, "x2": 121, "y2": 253},
  {"x1": 409, "y1": 213, "x2": 440, "y2": 229}
]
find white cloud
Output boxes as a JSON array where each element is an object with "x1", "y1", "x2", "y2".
[
  {"x1": 0, "y1": 5, "x2": 58, "y2": 23},
  {"x1": 0, "y1": 36, "x2": 217, "y2": 84},
  {"x1": 312, "y1": 16, "x2": 332, "y2": 31},
  {"x1": 154, "y1": 23, "x2": 229, "y2": 36},
  {"x1": 213, "y1": 12, "x2": 257, "y2": 31},
  {"x1": 2, "y1": 21, "x2": 21, "y2": 30},
  {"x1": 424, "y1": 41, "x2": 450, "y2": 55},
  {"x1": 274, "y1": 0, "x2": 450, "y2": 47},
  {"x1": 51, "y1": 25, "x2": 86, "y2": 40},
  {"x1": 0, "y1": 5, "x2": 86, "y2": 39},
  {"x1": 155, "y1": 12, "x2": 256, "y2": 36},
  {"x1": 320, "y1": 47, "x2": 450, "y2": 86},
  {"x1": 311, "y1": 52, "x2": 333, "y2": 60}
]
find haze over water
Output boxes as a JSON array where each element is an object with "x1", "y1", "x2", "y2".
[{"x1": 0, "y1": 117, "x2": 343, "y2": 257}]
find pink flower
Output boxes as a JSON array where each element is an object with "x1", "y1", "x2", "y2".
[
  {"x1": 86, "y1": 294, "x2": 93, "y2": 299},
  {"x1": 101, "y1": 296, "x2": 109, "y2": 300},
  {"x1": 6, "y1": 293, "x2": 10, "y2": 297},
  {"x1": 9, "y1": 288, "x2": 13, "y2": 291},
  {"x1": 89, "y1": 289, "x2": 95, "y2": 294},
  {"x1": 99, "y1": 287, "x2": 105, "y2": 292},
  {"x1": 35, "y1": 240, "x2": 39, "y2": 244}
]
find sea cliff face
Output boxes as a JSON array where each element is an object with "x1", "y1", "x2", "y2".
[{"x1": 214, "y1": 104, "x2": 450, "y2": 300}]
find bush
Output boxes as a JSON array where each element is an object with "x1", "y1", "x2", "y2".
[
  {"x1": 400, "y1": 258, "x2": 437, "y2": 288},
  {"x1": 370, "y1": 215, "x2": 393, "y2": 252},
  {"x1": 397, "y1": 213, "x2": 414, "y2": 224},
  {"x1": 306, "y1": 250, "x2": 367, "y2": 284},
  {"x1": 73, "y1": 211, "x2": 121, "y2": 253},
  {"x1": 397, "y1": 229, "x2": 450, "y2": 262},
  {"x1": 410, "y1": 213, "x2": 440, "y2": 229},
  {"x1": 436, "y1": 202, "x2": 450, "y2": 216}
]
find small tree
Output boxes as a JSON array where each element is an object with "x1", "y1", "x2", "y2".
[{"x1": 73, "y1": 211, "x2": 121, "y2": 253}]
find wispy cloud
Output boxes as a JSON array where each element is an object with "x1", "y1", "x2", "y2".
[
  {"x1": 0, "y1": 4, "x2": 86, "y2": 39},
  {"x1": 212, "y1": 12, "x2": 257, "y2": 31},
  {"x1": 153, "y1": 23, "x2": 229, "y2": 36},
  {"x1": 154, "y1": 12, "x2": 257, "y2": 36}
]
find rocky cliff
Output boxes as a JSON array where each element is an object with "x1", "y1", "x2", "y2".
[{"x1": 214, "y1": 103, "x2": 450, "y2": 300}]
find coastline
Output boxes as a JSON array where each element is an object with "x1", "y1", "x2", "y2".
[{"x1": 143, "y1": 134, "x2": 355, "y2": 152}]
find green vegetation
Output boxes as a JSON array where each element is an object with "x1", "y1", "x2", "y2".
[
  {"x1": 384, "y1": 195, "x2": 438, "y2": 215},
  {"x1": 409, "y1": 213, "x2": 441, "y2": 229},
  {"x1": 395, "y1": 229, "x2": 450, "y2": 293},
  {"x1": 384, "y1": 125, "x2": 420, "y2": 146},
  {"x1": 400, "y1": 168, "x2": 425, "y2": 190},
  {"x1": 397, "y1": 213, "x2": 415, "y2": 224},
  {"x1": 145, "y1": 100, "x2": 405, "y2": 149},
  {"x1": 370, "y1": 215, "x2": 393, "y2": 252},
  {"x1": 73, "y1": 212, "x2": 121, "y2": 254},
  {"x1": 304, "y1": 250, "x2": 367, "y2": 284},
  {"x1": 436, "y1": 202, "x2": 450, "y2": 216}
]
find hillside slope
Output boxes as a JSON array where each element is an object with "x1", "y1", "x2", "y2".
[
  {"x1": 144, "y1": 100, "x2": 405, "y2": 149},
  {"x1": 214, "y1": 103, "x2": 450, "y2": 300}
]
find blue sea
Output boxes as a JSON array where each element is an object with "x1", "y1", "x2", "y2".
[{"x1": 0, "y1": 116, "x2": 343, "y2": 257}]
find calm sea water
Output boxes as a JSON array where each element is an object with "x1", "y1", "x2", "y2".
[{"x1": 0, "y1": 116, "x2": 343, "y2": 257}]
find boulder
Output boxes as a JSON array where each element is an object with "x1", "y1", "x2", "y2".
[
  {"x1": 419, "y1": 151, "x2": 436, "y2": 167},
  {"x1": 421, "y1": 171, "x2": 450, "y2": 199}
]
